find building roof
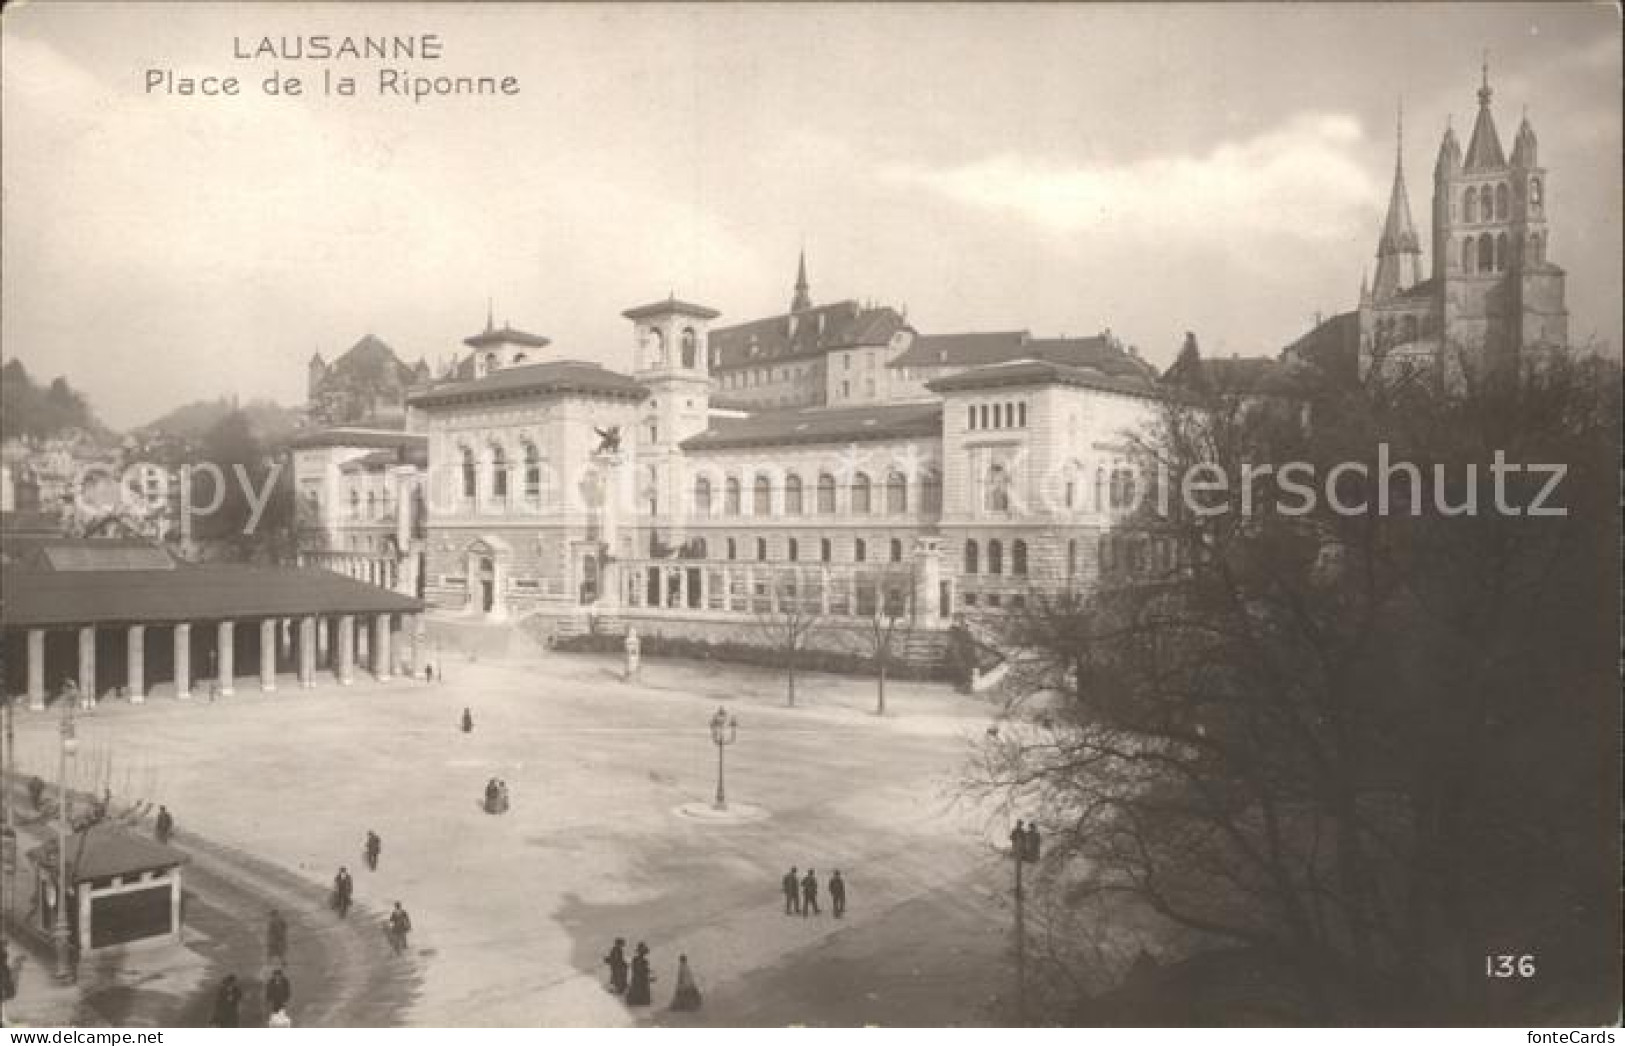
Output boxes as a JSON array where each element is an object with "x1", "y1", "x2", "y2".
[
  {"x1": 29, "y1": 823, "x2": 187, "y2": 880},
  {"x1": 621, "y1": 298, "x2": 722, "y2": 321},
  {"x1": 463, "y1": 324, "x2": 552, "y2": 350},
  {"x1": 1463, "y1": 78, "x2": 1506, "y2": 171},
  {"x1": 287, "y1": 424, "x2": 425, "y2": 450},
  {"x1": 925, "y1": 359, "x2": 1163, "y2": 399},
  {"x1": 408, "y1": 360, "x2": 646, "y2": 408},
  {"x1": 1, "y1": 563, "x2": 423, "y2": 628},
  {"x1": 321, "y1": 334, "x2": 424, "y2": 384},
  {"x1": 1, "y1": 536, "x2": 172, "y2": 572},
  {"x1": 1161, "y1": 355, "x2": 1301, "y2": 397},
  {"x1": 1280, "y1": 310, "x2": 1360, "y2": 378},
  {"x1": 708, "y1": 300, "x2": 907, "y2": 369},
  {"x1": 893, "y1": 331, "x2": 1157, "y2": 381},
  {"x1": 681, "y1": 402, "x2": 943, "y2": 451}
]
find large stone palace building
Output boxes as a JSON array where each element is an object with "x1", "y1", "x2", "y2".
[{"x1": 293, "y1": 68, "x2": 1569, "y2": 653}]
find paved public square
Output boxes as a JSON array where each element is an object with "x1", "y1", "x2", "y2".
[{"x1": 5, "y1": 638, "x2": 1016, "y2": 1027}]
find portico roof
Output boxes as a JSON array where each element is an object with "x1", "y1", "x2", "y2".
[
  {"x1": 29, "y1": 823, "x2": 188, "y2": 880},
  {"x1": 1, "y1": 564, "x2": 423, "y2": 629}
]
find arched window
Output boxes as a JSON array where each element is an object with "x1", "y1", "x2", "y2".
[
  {"x1": 350, "y1": 489, "x2": 361, "y2": 519},
  {"x1": 726, "y1": 538, "x2": 737, "y2": 560},
  {"x1": 1495, "y1": 183, "x2": 1509, "y2": 221},
  {"x1": 1479, "y1": 232, "x2": 1495, "y2": 273},
  {"x1": 886, "y1": 471, "x2": 908, "y2": 514},
  {"x1": 817, "y1": 474, "x2": 836, "y2": 513},
  {"x1": 362, "y1": 491, "x2": 375, "y2": 520},
  {"x1": 756, "y1": 537, "x2": 767, "y2": 561},
  {"x1": 784, "y1": 473, "x2": 804, "y2": 514},
  {"x1": 1496, "y1": 232, "x2": 1509, "y2": 272},
  {"x1": 1463, "y1": 237, "x2": 1476, "y2": 273},
  {"x1": 1463, "y1": 186, "x2": 1477, "y2": 224},
  {"x1": 1110, "y1": 467, "x2": 1138, "y2": 510},
  {"x1": 1094, "y1": 467, "x2": 1106, "y2": 511},
  {"x1": 680, "y1": 328, "x2": 698, "y2": 368},
  {"x1": 890, "y1": 538, "x2": 903, "y2": 563},
  {"x1": 1018, "y1": 402, "x2": 1027, "y2": 427},
  {"x1": 1529, "y1": 177, "x2": 1542, "y2": 207},
  {"x1": 524, "y1": 443, "x2": 542, "y2": 502},
  {"x1": 646, "y1": 327, "x2": 667, "y2": 366},
  {"x1": 490, "y1": 445, "x2": 508, "y2": 500},
  {"x1": 693, "y1": 538, "x2": 707, "y2": 558},
  {"x1": 1067, "y1": 538, "x2": 1077, "y2": 578},
  {"x1": 788, "y1": 537, "x2": 799, "y2": 562},
  {"x1": 725, "y1": 477, "x2": 741, "y2": 515},
  {"x1": 854, "y1": 538, "x2": 867, "y2": 563},
  {"x1": 851, "y1": 473, "x2": 872, "y2": 514},
  {"x1": 1012, "y1": 539, "x2": 1028, "y2": 576},
  {"x1": 820, "y1": 538, "x2": 832, "y2": 563},
  {"x1": 753, "y1": 475, "x2": 772, "y2": 516},
  {"x1": 964, "y1": 540, "x2": 979, "y2": 574},
  {"x1": 986, "y1": 463, "x2": 1010, "y2": 512},
  {"x1": 485, "y1": 352, "x2": 498, "y2": 372},
  {"x1": 967, "y1": 405, "x2": 976, "y2": 430},
  {"x1": 694, "y1": 476, "x2": 713, "y2": 517},
  {"x1": 460, "y1": 447, "x2": 477, "y2": 499},
  {"x1": 988, "y1": 540, "x2": 1004, "y2": 575},
  {"x1": 979, "y1": 404, "x2": 990, "y2": 429},
  {"x1": 921, "y1": 469, "x2": 943, "y2": 514}
]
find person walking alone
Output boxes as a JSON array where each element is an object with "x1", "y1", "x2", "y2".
[
  {"x1": 332, "y1": 867, "x2": 353, "y2": 918},
  {"x1": 603, "y1": 937, "x2": 629, "y2": 995},
  {"x1": 265, "y1": 968, "x2": 292, "y2": 1018},
  {"x1": 155, "y1": 805, "x2": 174, "y2": 845},
  {"x1": 364, "y1": 830, "x2": 382, "y2": 871},
  {"x1": 387, "y1": 901, "x2": 413, "y2": 955},
  {"x1": 460, "y1": 707, "x2": 473, "y2": 733},
  {"x1": 211, "y1": 974, "x2": 243, "y2": 1027},
  {"x1": 669, "y1": 954, "x2": 703, "y2": 1012}
]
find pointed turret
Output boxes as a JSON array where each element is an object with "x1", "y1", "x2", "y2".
[
  {"x1": 790, "y1": 250, "x2": 812, "y2": 313},
  {"x1": 1463, "y1": 57, "x2": 1506, "y2": 171},
  {"x1": 1435, "y1": 118, "x2": 1461, "y2": 177},
  {"x1": 1372, "y1": 101, "x2": 1422, "y2": 300},
  {"x1": 1511, "y1": 111, "x2": 1538, "y2": 168}
]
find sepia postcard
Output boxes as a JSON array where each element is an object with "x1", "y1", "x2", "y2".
[{"x1": 1, "y1": 1, "x2": 1620, "y2": 1033}]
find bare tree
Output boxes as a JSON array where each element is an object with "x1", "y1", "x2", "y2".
[
  {"x1": 750, "y1": 567, "x2": 826, "y2": 707},
  {"x1": 844, "y1": 563, "x2": 918, "y2": 715}
]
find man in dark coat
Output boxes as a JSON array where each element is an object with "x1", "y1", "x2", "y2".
[
  {"x1": 1009, "y1": 819, "x2": 1026, "y2": 858},
  {"x1": 266, "y1": 908, "x2": 288, "y2": 965},
  {"x1": 801, "y1": 868, "x2": 820, "y2": 917},
  {"x1": 603, "y1": 937, "x2": 629, "y2": 994},
  {"x1": 460, "y1": 707, "x2": 472, "y2": 733},
  {"x1": 333, "y1": 867, "x2": 353, "y2": 917},
  {"x1": 1023, "y1": 822, "x2": 1041, "y2": 863},
  {"x1": 155, "y1": 805, "x2": 174, "y2": 845},
  {"x1": 365, "y1": 830, "x2": 382, "y2": 871},
  {"x1": 212, "y1": 974, "x2": 243, "y2": 1027},
  {"x1": 627, "y1": 942, "x2": 654, "y2": 1006},
  {"x1": 387, "y1": 901, "x2": 413, "y2": 955},
  {"x1": 265, "y1": 968, "x2": 292, "y2": 1015},
  {"x1": 829, "y1": 870, "x2": 847, "y2": 918},
  {"x1": 782, "y1": 866, "x2": 801, "y2": 915}
]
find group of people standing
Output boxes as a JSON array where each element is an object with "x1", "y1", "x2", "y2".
[
  {"x1": 603, "y1": 939, "x2": 703, "y2": 1013},
  {"x1": 781, "y1": 867, "x2": 848, "y2": 918}
]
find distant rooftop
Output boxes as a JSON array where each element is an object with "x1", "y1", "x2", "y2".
[
  {"x1": 682, "y1": 401, "x2": 943, "y2": 451},
  {"x1": 409, "y1": 360, "x2": 646, "y2": 408}
]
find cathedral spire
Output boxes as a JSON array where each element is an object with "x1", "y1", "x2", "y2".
[
  {"x1": 790, "y1": 249, "x2": 812, "y2": 313},
  {"x1": 1464, "y1": 53, "x2": 1506, "y2": 170},
  {"x1": 1372, "y1": 99, "x2": 1422, "y2": 301}
]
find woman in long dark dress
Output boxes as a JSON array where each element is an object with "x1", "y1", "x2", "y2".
[
  {"x1": 669, "y1": 954, "x2": 702, "y2": 1011},
  {"x1": 626, "y1": 942, "x2": 653, "y2": 1006},
  {"x1": 603, "y1": 937, "x2": 628, "y2": 995}
]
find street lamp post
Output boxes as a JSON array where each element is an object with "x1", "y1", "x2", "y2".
[
  {"x1": 54, "y1": 694, "x2": 79, "y2": 983},
  {"x1": 708, "y1": 706, "x2": 738, "y2": 810}
]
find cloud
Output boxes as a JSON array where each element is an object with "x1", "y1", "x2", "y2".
[{"x1": 883, "y1": 113, "x2": 1379, "y2": 250}]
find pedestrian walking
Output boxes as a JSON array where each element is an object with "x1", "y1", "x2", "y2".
[
  {"x1": 603, "y1": 937, "x2": 629, "y2": 994},
  {"x1": 364, "y1": 830, "x2": 382, "y2": 871},
  {"x1": 387, "y1": 901, "x2": 412, "y2": 955},
  {"x1": 782, "y1": 866, "x2": 801, "y2": 915},
  {"x1": 829, "y1": 870, "x2": 847, "y2": 918},
  {"x1": 460, "y1": 706, "x2": 472, "y2": 733},
  {"x1": 1009, "y1": 819, "x2": 1026, "y2": 858},
  {"x1": 332, "y1": 867, "x2": 353, "y2": 917},
  {"x1": 211, "y1": 974, "x2": 243, "y2": 1027},
  {"x1": 669, "y1": 954, "x2": 703, "y2": 1012},
  {"x1": 265, "y1": 968, "x2": 292, "y2": 1015},
  {"x1": 266, "y1": 908, "x2": 288, "y2": 965},
  {"x1": 626, "y1": 942, "x2": 654, "y2": 1006},
  {"x1": 1023, "y1": 822, "x2": 1041, "y2": 863},
  {"x1": 155, "y1": 805, "x2": 174, "y2": 845},
  {"x1": 801, "y1": 869, "x2": 821, "y2": 917}
]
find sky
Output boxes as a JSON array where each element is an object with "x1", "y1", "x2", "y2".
[{"x1": 3, "y1": 2, "x2": 1619, "y2": 429}]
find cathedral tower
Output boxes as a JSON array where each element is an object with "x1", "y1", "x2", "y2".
[{"x1": 1372, "y1": 102, "x2": 1423, "y2": 300}]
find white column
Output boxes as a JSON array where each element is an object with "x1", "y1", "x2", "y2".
[
  {"x1": 27, "y1": 629, "x2": 45, "y2": 710},
  {"x1": 299, "y1": 616, "x2": 317, "y2": 688},
  {"x1": 174, "y1": 624, "x2": 192, "y2": 699},
  {"x1": 127, "y1": 625, "x2": 146, "y2": 703},
  {"x1": 216, "y1": 620, "x2": 235, "y2": 696},
  {"x1": 78, "y1": 626, "x2": 96, "y2": 705},
  {"x1": 259, "y1": 618, "x2": 277, "y2": 692},
  {"x1": 337, "y1": 615, "x2": 355, "y2": 685},
  {"x1": 372, "y1": 614, "x2": 392, "y2": 681}
]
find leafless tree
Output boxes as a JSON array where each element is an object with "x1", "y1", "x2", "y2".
[{"x1": 750, "y1": 567, "x2": 826, "y2": 707}]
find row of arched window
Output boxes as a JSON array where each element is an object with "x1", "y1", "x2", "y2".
[
  {"x1": 643, "y1": 326, "x2": 701, "y2": 369},
  {"x1": 1371, "y1": 313, "x2": 1434, "y2": 348},
  {"x1": 689, "y1": 534, "x2": 910, "y2": 565},
  {"x1": 966, "y1": 400, "x2": 1028, "y2": 431},
  {"x1": 346, "y1": 487, "x2": 394, "y2": 521},
  {"x1": 694, "y1": 470, "x2": 942, "y2": 518},
  {"x1": 1462, "y1": 182, "x2": 1512, "y2": 224},
  {"x1": 1460, "y1": 231, "x2": 1516, "y2": 274},
  {"x1": 963, "y1": 538, "x2": 1028, "y2": 576},
  {"x1": 458, "y1": 444, "x2": 547, "y2": 502}
]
